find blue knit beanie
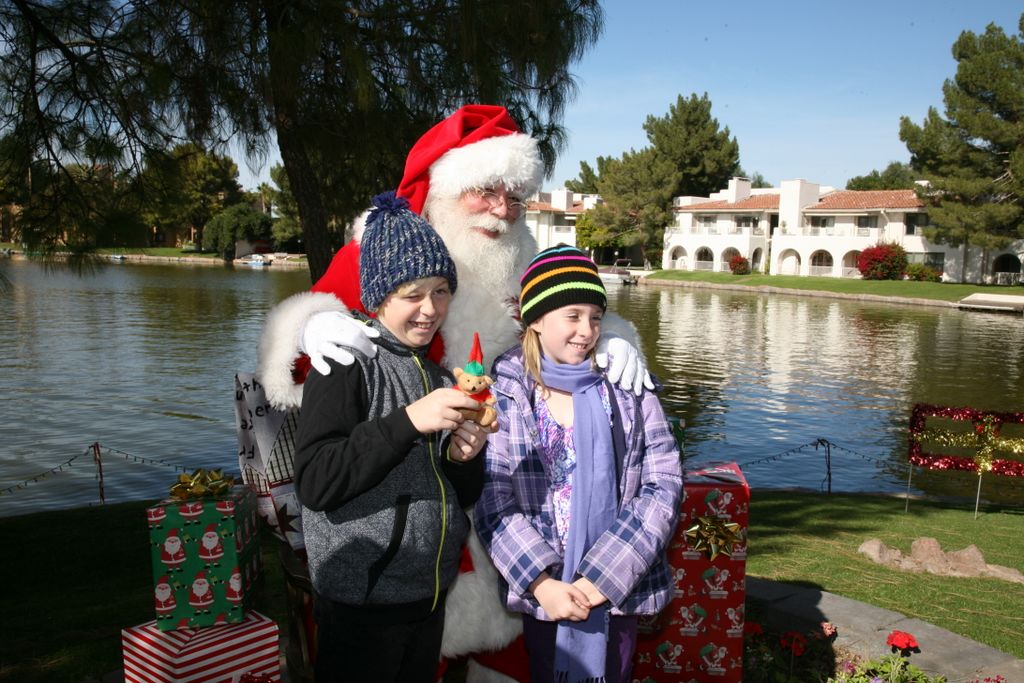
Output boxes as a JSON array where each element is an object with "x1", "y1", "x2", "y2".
[{"x1": 359, "y1": 191, "x2": 458, "y2": 311}]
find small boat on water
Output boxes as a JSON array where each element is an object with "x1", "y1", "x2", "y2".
[
  {"x1": 108, "y1": 254, "x2": 127, "y2": 262},
  {"x1": 237, "y1": 255, "x2": 271, "y2": 267},
  {"x1": 598, "y1": 266, "x2": 638, "y2": 285}
]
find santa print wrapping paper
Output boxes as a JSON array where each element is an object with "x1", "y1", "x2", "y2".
[
  {"x1": 147, "y1": 486, "x2": 263, "y2": 631},
  {"x1": 632, "y1": 463, "x2": 749, "y2": 682},
  {"x1": 122, "y1": 609, "x2": 280, "y2": 683}
]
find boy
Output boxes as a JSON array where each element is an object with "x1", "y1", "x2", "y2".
[{"x1": 294, "y1": 192, "x2": 490, "y2": 683}]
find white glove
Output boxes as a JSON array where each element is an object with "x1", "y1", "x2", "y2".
[
  {"x1": 300, "y1": 311, "x2": 380, "y2": 375},
  {"x1": 595, "y1": 335, "x2": 655, "y2": 396}
]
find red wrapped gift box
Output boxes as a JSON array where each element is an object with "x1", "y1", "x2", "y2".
[
  {"x1": 122, "y1": 609, "x2": 280, "y2": 683},
  {"x1": 633, "y1": 462, "x2": 749, "y2": 682}
]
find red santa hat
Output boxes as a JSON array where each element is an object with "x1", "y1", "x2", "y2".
[
  {"x1": 396, "y1": 104, "x2": 544, "y2": 214},
  {"x1": 311, "y1": 105, "x2": 545, "y2": 314}
]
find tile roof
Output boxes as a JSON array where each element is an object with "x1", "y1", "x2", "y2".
[
  {"x1": 677, "y1": 194, "x2": 780, "y2": 211},
  {"x1": 527, "y1": 200, "x2": 585, "y2": 214},
  {"x1": 806, "y1": 190, "x2": 923, "y2": 211}
]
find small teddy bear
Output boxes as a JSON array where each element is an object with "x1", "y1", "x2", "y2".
[{"x1": 452, "y1": 332, "x2": 498, "y2": 427}]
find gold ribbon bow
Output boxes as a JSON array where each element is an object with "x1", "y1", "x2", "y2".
[
  {"x1": 684, "y1": 515, "x2": 743, "y2": 561},
  {"x1": 169, "y1": 468, "x2": 234, "y2": 500}
]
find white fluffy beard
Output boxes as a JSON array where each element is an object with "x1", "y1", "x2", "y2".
[
  {"x1": 425, "y1": 194, "x2": 532, "y2": 293},
  {"x1": 424, "y1": 193, "x2": 537, "y2": 368}
]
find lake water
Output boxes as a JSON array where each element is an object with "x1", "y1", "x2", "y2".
[{"x1": 2, "y1": 257, "x2": 1022, "y2": 518}]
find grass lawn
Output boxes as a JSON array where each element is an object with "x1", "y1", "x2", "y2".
[
  {"x1": 1, "y1": 492, "x2": 1020, "y2": 682},
  {"x1": 747, "y1": 491, "x2": 1024, "y2": 658},
  {"x1": 646, "y1": 269, "x2": 1023, "y2": 303}
]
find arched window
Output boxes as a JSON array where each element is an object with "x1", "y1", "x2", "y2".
[
  {"x1": 810, "y1": 250, "x2": 834, "y2": 277},
  {"x1": 993, "y1": 253, "x2": 1022, "y2": 285},
  {"x1": 842, "y1": 250, "x2": 861, "y2": 278},
  {"x1": 695, "y1": 247, "x2": 714, "y2": 271}
]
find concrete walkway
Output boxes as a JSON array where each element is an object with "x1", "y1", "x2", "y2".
[{"x1": 748, "y1": 577, "x2": 1024, "y2": 682}]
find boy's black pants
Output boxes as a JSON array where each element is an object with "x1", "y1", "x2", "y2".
[{"x1": 312, "y1": 592, "x2": 446, "y2": 683}]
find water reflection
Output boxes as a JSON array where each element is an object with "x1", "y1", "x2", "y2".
[
  {"x1": 611, "y1": 284, "x2": 1023, "y2": 503},
  {"x1": 2, "y1": 261, "x2": 1022, "y2": 518}
]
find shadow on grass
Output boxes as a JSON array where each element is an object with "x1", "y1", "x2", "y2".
[{"x1": 749, "y1": 488, "x2": 1022, "y2": 552}]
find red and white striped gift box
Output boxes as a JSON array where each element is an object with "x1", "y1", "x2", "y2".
[{"x1": 122, "y1": 610, "x2": 280, "y2": 683}]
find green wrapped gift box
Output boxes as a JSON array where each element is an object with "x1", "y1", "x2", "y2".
[{"x1": 146, "y1": 486, "x2": 262, "y2": 631}]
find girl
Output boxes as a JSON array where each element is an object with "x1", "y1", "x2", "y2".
[{"x1": 475, "y1": 245, "x2": 683, "y2": 683}]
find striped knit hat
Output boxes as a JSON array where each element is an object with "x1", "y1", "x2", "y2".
[
  {"x1": 519, "y1": 244, "x2": 606, "y2": 326},
  {"x1": 359, "y1": 191, "x2": 457, "y2": 312}
]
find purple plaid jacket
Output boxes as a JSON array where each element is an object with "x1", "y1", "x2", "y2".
[{"x1": 474, "y1": 347, "x2": 683, "y2": 619}]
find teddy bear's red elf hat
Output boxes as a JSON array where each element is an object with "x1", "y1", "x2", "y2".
[{"x1": 464, "y1": 332, "x2": 486, "y2": 376}]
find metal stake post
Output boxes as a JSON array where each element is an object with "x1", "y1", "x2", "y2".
[
  {"x1": 974, "y1": 473, "x2": 983, "y2": 520},
  {"x1": 905, "y1": 465, "x2": 913, "y2": 513},
  {"x1": 92, "y1": 442, "x2": 105, "y2": 505}
]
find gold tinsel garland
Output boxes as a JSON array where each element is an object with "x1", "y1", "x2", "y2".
[{"x1": 921, "y1": 419, "x2": 1024, "y2": 474}]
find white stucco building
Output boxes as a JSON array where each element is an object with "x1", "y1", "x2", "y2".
[
  {"x1": 524, "y1": 189, "x2": 601, "y2": 252},
  {"x1": 662, "y1": 177, "x2": 1024, "y2": 284}
]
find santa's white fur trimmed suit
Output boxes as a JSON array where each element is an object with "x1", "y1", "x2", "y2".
[{"x1": 257, "y1": 105, "x2": 638, "y2": 682}]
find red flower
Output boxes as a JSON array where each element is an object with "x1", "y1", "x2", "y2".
[
  {"x1": 744, "y1": 621, "x2": 764, "y2": 637},
  {"x1": 238, "y1": 674, "x2": 273, "y2": 683},
  {"x1": 779, "y1": 631, "x2": 808, "y2": 656},
  {"x1": 887, "y1": 630, "x2": 920, "y2": 655},
  {"x1": 819, "y1": 621, "x2": 838, "y2": 639}
]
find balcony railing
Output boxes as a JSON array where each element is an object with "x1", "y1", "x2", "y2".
[
  {"x1": 681, "y1": 225, "x2": 767, "y2": 237},
  {"x1": 809, "y1": 265, "x2": 834, "y2": 277},
  {"x1": 694, "y1": 261, "x2": 714, "y2": 271},
  {"x1": 996, "y1": 272, "x2": 1022, "y2": 285}
]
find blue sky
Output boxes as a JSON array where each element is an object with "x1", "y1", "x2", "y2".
[{"x1": 236, "y1": 2, "x2": 1022, "y2": 193}]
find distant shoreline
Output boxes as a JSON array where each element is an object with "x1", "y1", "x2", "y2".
[
  {"x1": 638, "y1": 275, "x2": 959, "y2": 309},
  {"x1": 3, "y1": 250, "x2": 310, "y2": 269}
]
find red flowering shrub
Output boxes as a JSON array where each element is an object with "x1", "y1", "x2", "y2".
[
  {"x1": 729, "y1": 254, "x2": 751, "y2": 275},
  {"x1": 780, "y1": 630, "x2": 809, "y2": 656},
  {"x1": 857, "y1": 242, "x2": 908, "y2": 280},
  {"x1": 744, "y1": 621, "x2": 764, "y2": 636},
  {"x1": 887, "y1": 629, "x2": 921, "y2": 656}
]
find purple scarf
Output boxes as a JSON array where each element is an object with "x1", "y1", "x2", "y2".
[{"x1": 540, "y1": 356, "x2": 617, "y2": 683}]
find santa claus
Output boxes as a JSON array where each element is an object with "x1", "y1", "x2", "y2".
[
  {"x1": 198, "y1": 523, "x2": 225, "y2": 563},
  {"x1": 257, "y1": 104, "x2": 651, "y2": 682},
  {"x1": 160, "y1": 528, "x2": 186, "y2": 571},
  {"x1": 225, "y1": 566, "x2": 245, "y2": 605},
  {"x1": 189, "y1": 571, "x2": 214, "y2": 611},
  {"x1": 154, "y1": 576, "x2": 176, "y2": 615}
]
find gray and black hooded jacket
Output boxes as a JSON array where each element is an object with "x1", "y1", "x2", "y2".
[{"x1": 294, "y1": 316, "x2": 483, "y2": 611}]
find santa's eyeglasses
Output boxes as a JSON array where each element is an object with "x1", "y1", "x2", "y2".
[{"x1": 468, "y1": 187, "x2": 527, "y2": 214}]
